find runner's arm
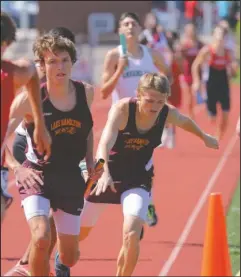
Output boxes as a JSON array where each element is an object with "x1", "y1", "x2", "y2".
[
  {"x1": 85, "y1": 130, "x2": 94, "y2": 171},
  {"x1": 6, "y1": 91, "x2": 32, "y2": 138},
  {"x1": 83, "y1": 82, "x2": 94, "y2": 108},
  {"x1": 166, "y1": 105, "x2": 205, "y2": 140},
  {"x1": 191, "y1": 46, "x2": 210, "y2": 84},
  {"x1": 100, "y1": 49, "x2": 122, "y2": 99},
  {"x1": 14, "y1": 59, "x2": 51, "y2": 159},
  {"x1": 150, "y1": 48, "x2": 171, "y2": 76},
  {"x1": 166, "y1": 105, "x2": 219, "y2": 149},
  {"x1": 96, "y1": 101, "x2": 126, "y2": 173},
  {"x1": 83, "y1": 82, "x2": 95, "y2": 169},
  {"x1": 13, "y1": 59, "x2": 44, "y2": 126}
]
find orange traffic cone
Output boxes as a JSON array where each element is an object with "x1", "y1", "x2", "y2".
[{"x1": 201, "y1": 193, "x2": 232, "y2": 276}]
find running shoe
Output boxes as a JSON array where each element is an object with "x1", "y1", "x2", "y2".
[
  {"x1": 146, "y1": 204, "x2": 158, "y2": 227},
  {"x1": 55, "y1": 251, "x2": 70, "y2": 277}
]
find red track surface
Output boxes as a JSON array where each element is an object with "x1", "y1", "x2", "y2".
[{"x1": 1, "y1": 84, "x2": 240, "y2": 276}]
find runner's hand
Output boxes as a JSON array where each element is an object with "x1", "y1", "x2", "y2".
[
  {"x1": 117, "y1": 55, "x2": 129, "y2": 72},
  {"x1": 88, "y1": 166, "x2": 104, "y2": 183},
  {"x1": 90, "y1": 172, "x2": 116, "y2": 196},
  {"x1": 203, "y1": 133, "x2": 219, "y2": 149},
  {"x1": 14, "y1": 166, "x2": 43, "y2": 194},
  {"x1": 192, "y1": 80, "x2": 201, "y2": 93}
]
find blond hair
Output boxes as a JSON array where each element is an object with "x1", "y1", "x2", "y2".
[
  {"x1": 33, "y1": 34, "x2": 77, "y2": 64},
  {"x1": 137, "y1": 73, "x2": 171, "y2": 97}
]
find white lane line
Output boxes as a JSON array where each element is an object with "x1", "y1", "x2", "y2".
[{"x1": 159, "y1": 133, "x2": 239, "y2": 276}]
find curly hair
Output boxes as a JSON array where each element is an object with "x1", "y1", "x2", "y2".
[
  {"x1": 33, "y1": 34, "x2": 77, "y2": 64},
  {"x1": 48, "y1": 27, "x2": 76, "y2": 44}
]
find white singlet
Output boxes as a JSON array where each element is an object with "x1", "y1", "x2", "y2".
[{"x1": 112, "y1": 44, "x2": 159, "y2": 104}]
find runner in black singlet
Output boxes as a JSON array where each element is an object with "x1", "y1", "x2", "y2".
[
  {"x1": 78, "y1": 73, "x2": 219, "y2": 276},
  {"x1": 6, "y1": 27, "x2": 95, "y2": 277},
  {"x1": 8, "y1": 34, "x2": 101, "y2": 277}
]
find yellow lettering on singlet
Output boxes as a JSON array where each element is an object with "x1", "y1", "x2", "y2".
[
  {"x1": 124, "y1": 137, "x2": 150, "y2": 151},
  {"x1": 51, "y1": 120, "x2": 61, "y2": 130},
  {"x1": 51, "y1": 118, "x2": 81, "y2": 135}
]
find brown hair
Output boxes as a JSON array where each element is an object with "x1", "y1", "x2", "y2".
[
  {"x1": 137, "y1": 73, "x2": 171, "y2": 97},
  {"x1": 1, "y1": 11, "x2": 16, "y2": 46},
  {"x1": 33, "y1": 34, "x2": 77, "y2": 64},
  {"x1": 119, "y1": 12, "x2": 141, "y2": 26}
]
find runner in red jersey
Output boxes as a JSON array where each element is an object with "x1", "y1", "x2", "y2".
[
  {"x1": 192, "y1": 25, "x2": 238, "y2": 140},
  {"x1": 164, "y1": 36, "x2": 183, "y2": 148},
  {"x1": 1, "y1": 12, "x2": 50, "y2": 222},
  {"x1": 180, "y1": 23, "x2": 203, "y2": 119},
  {"x1": 1, "y1": 12, "x2": 51, "y2": 157}
]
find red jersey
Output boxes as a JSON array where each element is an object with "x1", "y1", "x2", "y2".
[
  {"x1": 209, "y1": 46, "x2": 231, "y2": 70},
  {"x1": 181, "y1": 40, "x2": 203, "y2": 85},
  {"x1": 168, "y1": 60, "x2": 182, "y2": 108},
  {"x1": 1, "y1": 60, "x2": 15, "y2": 152}
]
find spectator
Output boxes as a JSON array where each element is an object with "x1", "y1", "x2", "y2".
[{"x1": 139, "y1": 12, "x2": 173, "y2": 66}]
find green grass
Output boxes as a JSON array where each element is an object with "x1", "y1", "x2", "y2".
[
  {"x1": 233, "y1": 19, "x2": 240, "y2": 85},
  {"x1": 233, "y1": 68, "x2": 240, "y2": 84},
  {"x1": 227, "y1": 180, "x2": 240, "y2": 275}
]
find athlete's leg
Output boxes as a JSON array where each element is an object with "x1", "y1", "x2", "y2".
[
  {"x1": 218, "y1": 110, "x2": 229, "y2": 140},
  {"x1": 182, "y1": 80, "x2": 195, "y2": 119},
  {"x1": 217, "y1": 88, "x2": 230, "y2": 140},
  {"x1": 11, "y1": 136, "x2": 56, "y2": 275},
  {"x1": 206, "y1": 84, "x2": 218, "y2": 132},
  {"x1": 116, "y1": 188, "x2": 150, "y2": 276},
  {"x1": 54, "y1": 156, "x2": 107, "y2": 276},
  {"x1": 22, "y1": 195, "x2": 52, "y2": 276},
  {"x1": 54, "y1": 200, "x2": 106, "y2": 269},
  {"x1": 54, "y1": 159, "x2": 89, "y2": 277},
  {"x1": 79, "y1": 200, "x2": 107, "y2": 241},
  {"x1": 20, "y1": 210, "x2": 57, "y2": 264},
  {"x1": 54, "y1": 200, "x2": 106, "y2": 276},
  {"x1": 53, "y1": 209, "x2": 81, "y2": 269}
]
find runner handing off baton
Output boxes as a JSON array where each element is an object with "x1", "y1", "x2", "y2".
[{"x1": 85, "y1": 159, "x2": 105, "y2": 197}]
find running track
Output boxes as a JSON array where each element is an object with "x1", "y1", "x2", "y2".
[{"x1": 1, "y1": 84, "x2": 240, "y2": 276}]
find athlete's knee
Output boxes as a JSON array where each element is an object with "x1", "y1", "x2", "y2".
[
  {"x1": 58, "y1": 234, "x2": 80, "y2": 267},
  {"x1": 29, "y1": 216, "x2": 51, "y2": 250},
  {"x1": 59, "y1": 248, "x2": 80, "y2": 267},
  {"x1": 79, "y1": 226, "x2": 93, "y2": 241}
]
